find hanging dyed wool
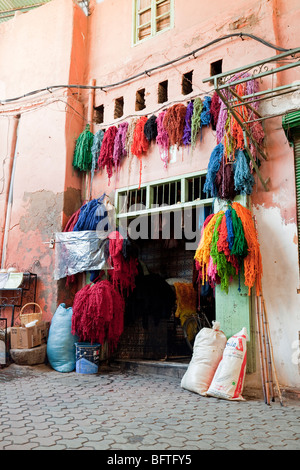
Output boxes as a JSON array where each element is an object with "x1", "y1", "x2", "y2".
[
  {"x1": 203, "y1": 143, "x2": 224, "y2": 198},
  {"x1": 71, "y1": 279, "x2": 125, "y2": 353},
  {"x1": 233, "y1": 149, "x2": 255, "y2": 195},
  {"x1": 182, "y1": 101, "x2": 194, "y2": 147},
  {"x1": 131, "y1": 116, "x2": 149, "y2": 189},
  {"x1": 194, "y1": 211, "x2": 222, "y2": 284},
  {"x1": 229, "y1": 206, "x2": 248, "y2": 260},
  {"x1": 125, "y1": 118, "x2": 138, "y2": 157},
  {"x1": 200, "y1": 96, "x2": 212, "y2": 132},
  {"x1": 210, "y1": 91, "x2": 221, "y2": 130},
  {"x1": 248, "y1": 120, "x2": 265, "y2": 164},
  {"x1": 98, "y1": 125, "x2": 118, "y2": 183},
  {"x1": 91, "y1": 129, "x2": 105, "y2": 172},
  {"x1": 190, "y1": 98, "x2": 203, "y2": 148},
  {"x1": 215, "y1": 73, "x2": 246, "y2": 145},
  {"x1": 156, "y1": 111, "x2": 169, "y2": 168},
  {"x1": 223, "y1": 113, "x2": 236, "y2": 163},
  {"x1": 217, "y1": 214, "x2": 239, "y2": 271},
  {"x1": 90, "y1": 129, "x2": 105, "y2": 197},
  {"x1": 113, "y1": 122, "x2": 129, "y2": 170},
  {"x1": 216, "y1": 99, "x2": 228, "y2": 144},
  {"x1": 215, "y1": 153, "x2": 237, "y2": 200},
  {"x1": 209, "y1": 212, "x2": 237, "y2": 293},
  {"x1": 73, "y1": 195, "x2": 108, "y2": 232},
  {"x1": 225, "y1": 207, "x2": 235, "y2": 251},
  {"x1": 144, "y1": 115, "x2": 158, "y2": 143},
  {"x1": 107, "y1": 230, "x2": 138, "y2": 297},
  {"x1": 72, "y1": 124, "x2": 94, "y2": 172},
  {"x1": 163, "y1": 103, "x2": 187, "y2": 148},
  {"x1": 232, "y1": 202, "x2": 263, "y2": 296},
  {"x1": 194, "y1": 203, "x2": 262, "y2": 295},
  {"x1": 230, "y1": 82, "x2": 248, "y2": 152},
  {"x1": 207, "y1": 256, "x2": 220, "y2": 287}
]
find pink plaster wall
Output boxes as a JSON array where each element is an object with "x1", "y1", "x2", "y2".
[
  {"x1": 0, "y1": 0, "x2": 299, "y2": 386},
  {"x1": 87, "y1": 0, "x2": 300, "y2": 201},
  {"x1": 0, "y1": 0, "x2": 87, "y2": 321},
  {"x1": 84, "y1": 0, "x2": 300, "y2": 387}
]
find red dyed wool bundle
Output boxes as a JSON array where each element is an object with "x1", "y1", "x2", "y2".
[
  {"x1": 98, "y1": 126, "x2": 118, "y2": 183},
  {"x1": 72, "y1": 279, "x2": 125, "y2": 353},
  {"x1": 107, "y1": 231, "x2": 138, "y2": 297}
]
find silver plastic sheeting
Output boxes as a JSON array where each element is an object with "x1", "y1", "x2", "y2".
[{"x1": 54, "y1": 230, "x2": 110, "y2": 280}]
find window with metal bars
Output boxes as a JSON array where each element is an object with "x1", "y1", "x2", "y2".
[
  {"x1": 115, "y1": 171, "x2": 212, "y2": 217},
  {"x1": 133, "y1": 0, "x2": 174, "y2": 44}
]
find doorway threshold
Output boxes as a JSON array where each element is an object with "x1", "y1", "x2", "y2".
[{"x1": 113, "y1": 357, "x2": 190, "y2": 379}]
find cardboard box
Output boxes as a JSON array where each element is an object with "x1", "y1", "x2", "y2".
[
  {"x1": 10, "y1": 325, "x2": 41, "y2": 349},
  {"x1": 37, "y1": 321, "x2": 50, "y2": 344}
]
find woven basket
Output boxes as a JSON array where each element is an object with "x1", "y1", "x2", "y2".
[{"x1": 20, "y1": 303, "x2": 43, "y2": 326}]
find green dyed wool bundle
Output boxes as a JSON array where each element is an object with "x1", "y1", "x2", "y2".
[
  {"x1": 210, "y1": 212, "x2": 237, "y2": 293},
  {"x1": 72, "y1": 124, "x2": 94, "y2": 172},
  {"x1": 191, "y1": 98, "x2": 203, "y2": 148}
]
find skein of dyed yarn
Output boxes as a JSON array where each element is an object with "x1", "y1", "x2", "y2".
[
  {"x1": 131, "y1": 116, "x2": 149, "y2": 188},
  {"x1": 203, "y1": 143, "x2": 224, "y2": 197},
  {"x1": 113, "y1": 122, "x2": 129, "y2": 170},
  {"x1": 72, "y1": 124, "x2": 94, "y2": 172},
  {"x1": 98, "y1": 125, "x2": 118, "y2": 183},
  {"x1": 200, "y1": 96, "x2": 212, "y2": 128},
  {"x1": 210, "y1": 92, "x2": 221, "y2": 130},
  {"x1": 233, "y1": 150, "x2": 255, "y2": 195},
  {"x1": 144, "y1": 115, "x2": 158, "y2": 143},
  {"x1": 215, "y1": 154, "x2": 237, "y2": 201},
  {"x1": 163, "y1": 104, "x2": 187, "y2": 148},
  {"x1": 182, "y1": 101, "x2": 194, "y2": 147},
  {"x1": 91, "y1": 129, "x2": 104, "y2": 173},
  {"x1": 191, "y1": 98, "x2": 203, "y2": 148},
  {"x1": 156, "y1": 111, "x2": 169, "y2": 168}
]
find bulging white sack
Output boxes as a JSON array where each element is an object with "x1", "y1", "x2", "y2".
[
  {"x1": 181, "y1": 321, "x2": 227, "y2": 396},
  {"x1": 207, "y1": 327, "x2": 248, "y2": 401}
]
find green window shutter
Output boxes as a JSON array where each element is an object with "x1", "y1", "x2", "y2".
[
  {"x1": 282, "y1": 113, "x2": 300, "y2": 272},
  {"x1": 292, "y1": 129, "x2": 300, "y2": 268}
]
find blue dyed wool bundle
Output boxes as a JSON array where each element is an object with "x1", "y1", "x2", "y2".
[
  {"x1": 233, "y1": 150, "x2": 255, "y2": 195},
  {"x1": 203, "y1": 143, "x2": 224, "y2": 197}
]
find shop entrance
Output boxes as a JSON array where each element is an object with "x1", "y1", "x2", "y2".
[{"x1": 115, "y1": 206, "x2": 216, "y2": 362}]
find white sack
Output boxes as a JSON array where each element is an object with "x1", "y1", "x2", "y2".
[
  {"x1": 181, "y1": 321, "x2": 227, "y2": 396},
  {"x1": 207, "y1": 327, "x2": 248, "y2": 401}
]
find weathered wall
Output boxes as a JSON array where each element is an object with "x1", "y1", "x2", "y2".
[
  {"x1": 85, "y1": 0, "x2": 300, "y2": 388},
  {"x1": 0, "y1": 0, "x2": 87, "y2": 320},
  {"x1": 0, "y1": 0, "x2": 299, "y2": 389}
]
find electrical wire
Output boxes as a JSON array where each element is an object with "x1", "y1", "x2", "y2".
[{"x1": 0, "y1": 33, "x2": 292, "y2": 106}]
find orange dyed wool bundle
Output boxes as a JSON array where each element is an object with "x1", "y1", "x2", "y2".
[
  {"x1": 162, "y1": 104, "x2": 187, "y2": 148},
  {"x1": 232, "y1": 202, "x2": 263, "y2": 296},
  {"x1": 131, "y1": 116, "x2": 149, "y2": 188}
]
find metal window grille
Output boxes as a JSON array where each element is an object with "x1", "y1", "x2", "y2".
[{"x1": 116, "y1": 171, "x2": 212, "y2": 218}]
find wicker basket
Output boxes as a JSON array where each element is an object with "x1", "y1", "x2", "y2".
[{"x1": 19, "y1": 303, "x2": 43, "y2": 326}]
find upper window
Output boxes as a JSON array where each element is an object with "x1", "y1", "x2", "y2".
[{"x1": 133, "y1": 0, "x2": 174, "y2": 45}]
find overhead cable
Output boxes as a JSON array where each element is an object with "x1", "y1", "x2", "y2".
[{"x1": 0, "y1": 33, "x2": 292, "y2": 106}]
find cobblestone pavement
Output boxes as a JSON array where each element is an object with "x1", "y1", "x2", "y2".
[{"x1": 0, "y1": 363, "x2": 299, "y2": 451}]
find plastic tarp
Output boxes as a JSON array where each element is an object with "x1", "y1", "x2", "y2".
[{"x1": 54, "y1": 230, "x2": 110, "y2": 280}]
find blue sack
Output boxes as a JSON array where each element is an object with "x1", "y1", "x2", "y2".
[{"x1": 47, "y1": 303, "x2": 79, "y2": 373}]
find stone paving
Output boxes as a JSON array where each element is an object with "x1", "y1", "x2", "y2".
[{"x1": 0, "y1": 363, "x2": 299, "y2": 451}]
